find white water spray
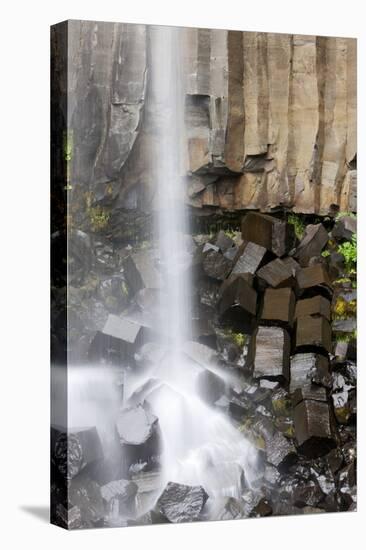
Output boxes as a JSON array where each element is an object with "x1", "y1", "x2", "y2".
[{"x1": 143, "y1": 25, "x2": 258, "y2": 499}]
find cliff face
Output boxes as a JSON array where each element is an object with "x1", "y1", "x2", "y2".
[{"x1": 65, "y1": 21, "x2": 356, "y2": 223}]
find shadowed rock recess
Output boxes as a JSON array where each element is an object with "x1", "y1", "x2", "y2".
[{"x1": 51, "y1": 21, "x2": 357, "y2": 529}]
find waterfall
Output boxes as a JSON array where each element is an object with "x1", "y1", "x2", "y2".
[{"x1": 136, "y1": 25, "x2": 258, "y2": 500}]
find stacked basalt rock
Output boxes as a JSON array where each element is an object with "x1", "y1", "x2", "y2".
[{"x1": 191, "y1": 211, "x2": 356, "y2": 516}]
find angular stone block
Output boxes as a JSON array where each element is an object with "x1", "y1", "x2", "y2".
[
  {"x1": 332, "y1": 215, "x2": 357, "y2": 241},
  {"x1": 218, "y1": 275, "x2": 257, "y2": 330},
  {"x1": 202, "y1": 248, "x2": 233, "y2": 280},
  {"x1": 282, "y1": 256, "x2": 300, "y2": 274},
  {"x1": 156, "y1": 482, "x2": 208, "y2": 523},
  {"x1": 116, "y1": 405, "x2": 161, "y2": 471},
  {"x1": 89, "y1": 314, "x2": 144, "y2": 363},
  {"x1": 257, "y1": 258, "x2": 294, "y2": 288},
  {"x1": 291, "y1": 386, "x2": 327, "y2": 407},
  {"x1": 261, "y1": 287, "x2": 295, "y2": 326},
  {"x1": 231, "y1": 241, "x2": 267, "y2": 275},
  {"x1": 241, "y1": 212, "x2": 295, "y2": 257},
  {"x1": 266, "y1": 431, "x2": 297, "y2": 471},
  {"x1": 197, "y1": 368, "x2": 225, "y2": 405},
  {"x1": 296, "y1": 315, "x2": 332, "y2": 353},
  {"x1": 294, "y1": 400, "x2": 336, "y2": 457},
  {"x1": 252, "y1": 326, "x2": 291, "y2": 381},
  {"x1": 295, "y1": 295, "x2": 331, "y2": 320},
  {"x1": 296, "y1": 264, "x2": 332, "y2": 292},
  {"x1": 123, "y1": 250, "x2": 161, "y2": 295},
  {"x1": 295, "y1": 223, "x2": 329, "y2": 266}
]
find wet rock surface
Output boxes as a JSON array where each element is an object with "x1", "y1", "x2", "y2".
[{"x1": 156, "y1": 482, "x2": 208, "y2": 523}]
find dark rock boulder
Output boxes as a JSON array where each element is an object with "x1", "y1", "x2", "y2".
[
  {"x1": 156, "y1": 482, "x2": 208, "y2": 523},
  {"x1": 296, "y1": 264, "x2": 332, "y2": 295},
  {"x1": 197, "y1": 368, "x2": 226, "y2": 405},
  {"x1": 89, "y1": 314, "x2": 144, "y2": 363},
  {"x1": 294, "y1": 400, "x2": 336, "y2": 458},
  {"x1": 123, "y1": 250, "x2": 161, "y2": 296},
  {"x1": 257, "y1": 258, "x2": 295, "y2": 288},
  {"x1": 332, "y1": 216, "x2": 356, "y2": 241},
  {"x1": 265, "y1": 431, "x2": 297, "y2": 471},
  {"x1": 202, "y1": 248, "x2": 233, "y2": 280},
  {"x1": 231, "y1": 241, "x2": 267, "y2": 275},
  {"x1": 241, "y1": 212, "x2": 295, "y2": 257},
  {"x1": 250, "y1": 497, "x2": 273, "y2": 517},
  {"x1": 251, "y1": 326, "x2": 291, "y2": 382},
  {"x1": 260, "y1": 287, "x2": 295, "y2": 327},
  {"x1": 295, "y1": 315, "x2": 332, "y2": 354},
  {"x1": 218, "y1": 275, "x2": 257, "y2": 331},
  {"x1": 295, "y1": 223, "x2": 329, "y2": 267},
  {"x1": 295, "y1": 295, "x2": 331, "y2": 321}
]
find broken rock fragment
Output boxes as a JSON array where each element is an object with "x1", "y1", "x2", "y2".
[
  {"x1": 156, "y1": 482, "x2": 208, "y2": 523},
  {"x1": 218, "y1": 275, "x2": 257, "y2": 331},
  {"x1": 295, "y1": 223, "x2": 329, "y2": 266}
]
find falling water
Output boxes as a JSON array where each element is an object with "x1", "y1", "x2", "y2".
[{"x1": 142, "y1": 25, "x2": 258, "y2": 502}]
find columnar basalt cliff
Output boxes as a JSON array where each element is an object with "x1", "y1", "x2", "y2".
[{"x1": 62, "y1": 21, "x2": 356, "y2": 230}]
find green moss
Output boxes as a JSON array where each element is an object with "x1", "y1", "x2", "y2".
[
  {"x1": 223, "y1": 329, "x2": 247, "y2": 348},
  {"x1": 288, "y1": 213, "x2": 305, "y2": 240},
  {"x1": 224, "y1": 229, "x2": 240, "y2": 240},
  {"x1": 121, "y1": 281, "x2": 129, "y2": 296},
  {"x1": 333, "y1": 296, "x2": 357, "y2": 320},
  {"x1": 63, "y1": 130, "x2": 74, "y2": 162},
  {"x1": 88, "y1": 206, "x2": 110, "y2": 232},
  {"x1": 338, "y1": 234, "x2": 357, "y2": 272},
  {"x1": 321, "y1": 250, "x2": 331, "y2": 258},
  {"x1": 334, "y1": 330, "x2": 357, "y2": 343},
  {"x1": 272, "y1": 397, "x2": 292, "y2": 417},
  {"x1": 335, "y1": 211, "x2": 356, "y2": 220},
  {"x1": 334, "y1": 406, "x2": 351, "y2": 425}
]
